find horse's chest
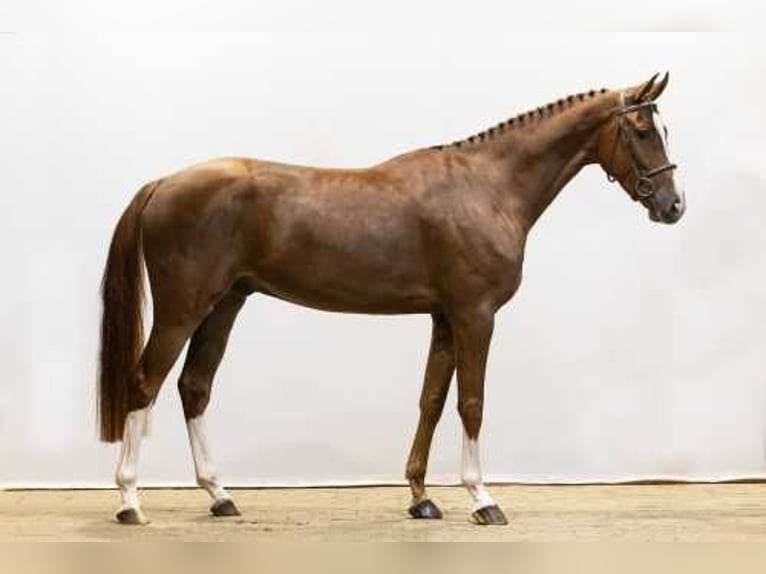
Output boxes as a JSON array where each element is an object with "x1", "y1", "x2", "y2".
[{"x1": 444, "y1": 220, "x2": 526, "y2": 306}]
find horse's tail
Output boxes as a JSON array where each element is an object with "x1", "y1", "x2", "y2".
[{"x1": 97, "y1": 181, "x2": 159, "y2": 442}]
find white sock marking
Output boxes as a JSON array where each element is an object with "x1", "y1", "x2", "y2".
[
  {"x1": 461, "y1": 431, "x2": 496, "y2": 512},
  {"x1": 115, "y1": 407, "x2": 149, "y2": 512},
  {"x1": 187, "y1": 414, "x2": 231, "y2": 502}
]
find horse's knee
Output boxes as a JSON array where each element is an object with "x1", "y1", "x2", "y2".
[
  {"x1": 178, "y1": 375, "x2": 211, "y2": 419},
  {"x1": 458, "y1": 397, "x2": 483, "y2": 438},
  {"x1": 419, "y1": 392, "x2": 447, "y2": 423}
]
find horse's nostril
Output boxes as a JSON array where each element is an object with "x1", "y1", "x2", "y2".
[{"x1": 671, "y1": 200, "x2": 682, "y2": 213}]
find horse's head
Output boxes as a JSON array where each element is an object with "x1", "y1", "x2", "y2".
[{"x1": 597, "y1": 72, "x2": 685, "y2": 224}]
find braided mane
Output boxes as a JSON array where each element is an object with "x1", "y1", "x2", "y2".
[{"x1": 432, "y1": 87, "x2": 609, "y2": 150}]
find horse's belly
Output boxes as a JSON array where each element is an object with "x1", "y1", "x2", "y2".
[
  {"x1": 242, "y1": 261, "x2": 440, "y2": 314},
  {"x1": 262, "y1": 285, "x2": 438, "y2": 314}
]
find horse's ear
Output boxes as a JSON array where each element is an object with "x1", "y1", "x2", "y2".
[
  {"x1": 647, "y1": 71, "x2": 670, "y2": 101},
  {"x1": 633, "y1": 73, "x2": 660, "y2": 102}
]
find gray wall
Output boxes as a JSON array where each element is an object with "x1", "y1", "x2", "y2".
[{"x1": 1, "y1": 4, "x2": 764, "y2": 486}]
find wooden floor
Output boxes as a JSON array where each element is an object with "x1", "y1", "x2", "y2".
[{"x1": 1, "y1": 484, "x2": 764, "y2": 541}]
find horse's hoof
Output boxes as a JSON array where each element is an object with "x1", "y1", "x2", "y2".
[
  {"x1": 408, "y1": 498, "x2": 443, "y2": 519},
  {"x1": 116, "y1": 507, "x2": 149, "y2": 525},
  {"x1": 211, "y1": 498, "x2": 241, "y2": 517},
  {"x1": 471, "y1": 504, "x2": 508, "y2": 526}
]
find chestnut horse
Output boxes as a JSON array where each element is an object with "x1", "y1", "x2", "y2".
[{"x1": 98, "y1": 73, "x2": 684, "y2": 526}]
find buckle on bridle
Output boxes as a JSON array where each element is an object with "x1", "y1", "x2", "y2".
[{"x1": 634, "y1": 176, "x2": 655, "y2": 199}]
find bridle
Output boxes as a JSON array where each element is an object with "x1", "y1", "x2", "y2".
[{"x1": 605, "y1": 93, "x2": 677, "y2": 202}]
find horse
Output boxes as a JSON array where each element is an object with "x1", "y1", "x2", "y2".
[{"x1": 98, "y1": 72, "x2": 684, "y2": 526}]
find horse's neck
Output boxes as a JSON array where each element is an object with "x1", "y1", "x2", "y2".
[{"x1": 489, "y1": 93, "x2": 619, "y2": 230}]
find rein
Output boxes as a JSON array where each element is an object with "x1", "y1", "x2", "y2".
[{"x1": 605, "y1": 94, "x2": 677, "y2": 202}]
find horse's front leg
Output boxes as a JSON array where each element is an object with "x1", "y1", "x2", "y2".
[
  {"x1": 451, "y1": 306, "x2": 508, "y2": 525},
  {"x1": 405, "y1": 313, "x2": 455, "y2": 519}
]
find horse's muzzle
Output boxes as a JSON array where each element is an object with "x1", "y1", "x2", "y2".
[{"x1": 650, "y1": 190, "x2": 685, "y2": 224}]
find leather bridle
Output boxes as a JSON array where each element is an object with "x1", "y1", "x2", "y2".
[{"x1": 605, "y1": 94, "x2": 677, "y2": 202}]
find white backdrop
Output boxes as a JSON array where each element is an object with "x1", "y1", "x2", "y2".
[{"x1": 1, "y1": 2, "x2": 765, "y2": 487}]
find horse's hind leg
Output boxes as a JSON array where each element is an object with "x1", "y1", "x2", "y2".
[
  {"x1": 115, "y1": 316, "x2": 199, "y2": 525},
  {"x1": 405, "y1": 313, "x2": 455, "y2": 519},
  {"x1": 177, "y1": 290, "x2": 246, "y2": 517}
]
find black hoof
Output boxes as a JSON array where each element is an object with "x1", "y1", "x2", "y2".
[
  {"x1": 211, "y1": 498, "x2": 241, "y2": 517},
  {"x1": 408, "y1": 499, "x2": 443, "y2": 519},
  {"x1": 115, "y1": 507, "x2": 149, "y2": 525},
  {"x1": 471, "y1": 504, "x2": 508, "y2": 526}
]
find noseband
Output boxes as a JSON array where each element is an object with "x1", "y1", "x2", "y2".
[{"x1": 605, "y1": 95, "x2": 677, "y2": 202}]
